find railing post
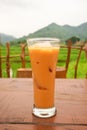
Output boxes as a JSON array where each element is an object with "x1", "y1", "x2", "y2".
[
  {"x1": 83, "y1": 42, "x2": 87, "y2": 59},
  {"x1": 20, "y1": 43, "x2": 26, "y2": 68},
  {"x1": 6, "y1": 42, "x2": 10, "y2": 78},
  {"x1": 65, "y1": 40, "x2": 72, "y2": 73},
  {"x1": 74, "y1": 45, "x2": 84, "y2": 78}
]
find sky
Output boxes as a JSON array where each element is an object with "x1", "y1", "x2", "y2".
[{"x1": 0, "y1": 0, "x2": 87, "y2": 38}]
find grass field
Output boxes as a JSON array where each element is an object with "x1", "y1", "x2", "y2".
[{"x1": 1, "y1": 45, "x2": 87, "y2": 78}]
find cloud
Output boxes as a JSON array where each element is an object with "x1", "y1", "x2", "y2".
[
  {"x1": 0, "y1": 0, "x2": 87, "y2": 37},
  {"x1": 0, "y1": 0, "x2": 41, "y2": 10}
]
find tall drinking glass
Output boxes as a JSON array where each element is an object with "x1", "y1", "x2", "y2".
[{"x1": 27, "y1": 38, "x2": 60, "y2": 118}]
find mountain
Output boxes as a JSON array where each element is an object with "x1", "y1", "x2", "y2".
[
  {"x1": 1, "y1": 22, "x2": 87, "y2": 44},
  {"x1": 28, "y1": 23, "x2": 66, "y2": 40},
  {"x1": 28, "y1": 22, "x2": 87, "y2": 41},
  {"x1": 0, "y1": 33, "x2": 16, "y2": 44}
]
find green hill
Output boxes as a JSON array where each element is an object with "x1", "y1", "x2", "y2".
[{"x1": 28, "y1": 22, "x2": 87, "y2": 41}]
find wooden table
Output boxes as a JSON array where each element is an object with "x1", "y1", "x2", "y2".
[{"x1": 0, "y1": 78, "x2": 87, "y2": 130}]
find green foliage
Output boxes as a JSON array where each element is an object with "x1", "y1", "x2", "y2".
[
  {"x1": 65, "y1": 36, "x2": 80, "y2": 44},
  {"x1": 10, "y1": 37, "x2": 26, "y2": 46}
]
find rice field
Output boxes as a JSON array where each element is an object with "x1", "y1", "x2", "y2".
[{"x1": 0, "y1": 45, "x2": 87, "y2": 78}]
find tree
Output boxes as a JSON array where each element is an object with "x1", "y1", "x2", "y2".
[{"x1": 65, "y1": 36, "x2": 80, "y2": 44}]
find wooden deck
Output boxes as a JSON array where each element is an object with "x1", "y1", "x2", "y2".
[{"x1": 0, "y1": 78, "x2": 87, "y2": 129}]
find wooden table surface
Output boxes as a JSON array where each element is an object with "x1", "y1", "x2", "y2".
[{"x1": 0, "y1": 78, "x2": 87, "y2": 130}]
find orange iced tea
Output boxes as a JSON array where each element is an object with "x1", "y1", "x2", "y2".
[
  {"x1": 27, "y1": 38, "x2": 60, "y2": 118},
  {"x1": 28, "y1": 45, "x2": 59, "y2": 108}
]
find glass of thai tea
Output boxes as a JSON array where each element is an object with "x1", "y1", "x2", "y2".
[{"x1": 27, "y1": 38, "x2": 60, "y2": 118}]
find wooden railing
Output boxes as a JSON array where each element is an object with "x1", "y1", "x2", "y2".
[
  {"x1": 0, "y1": 42, "x2": 87, "y2": 78},
  {"x1": 0, "y1": 43, "x2": 30, "y2": 78}
]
